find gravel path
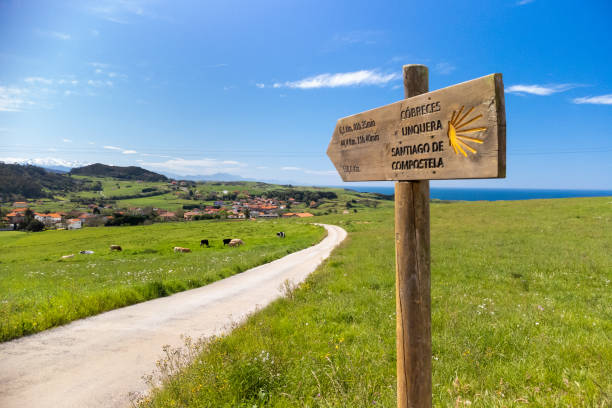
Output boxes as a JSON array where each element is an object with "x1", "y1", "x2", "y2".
[{"x1": 0, "y1": 224, "x2": 347, "y2": 408}]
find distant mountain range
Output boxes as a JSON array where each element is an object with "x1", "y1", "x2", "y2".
[
  {"x1": 2, "y1": 158, "x2": 91, "y2": 174},
  {"x1": 1, "y1": 159, "x2": 305, "y2": 186}
]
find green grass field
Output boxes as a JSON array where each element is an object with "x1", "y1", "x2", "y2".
[
  {"x1": 9, "y1": 177, "x2": 381, "y2": 214},
  {"x1": 139, "y1": 197, "x2": 611, "y2": 407},
  {"x1": 0, "y1": 220, "x2": 326, "y2": 342}
]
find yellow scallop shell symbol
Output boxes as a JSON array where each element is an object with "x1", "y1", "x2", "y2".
[{"x1": 447, "y1": 106, "x2": 487, "y2": 157}]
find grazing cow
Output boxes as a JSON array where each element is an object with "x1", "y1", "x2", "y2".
[
  {"x1": 110, "y1": 245, "x2": 122, "y2": 251},
  {"x1": 228, "y1": 239, "x2": 244, "y2": 247},
  {"x1": 200, "y1": 239, "x2": 210, "y2": 247},
  {"x1": 173, "y1": 247, "x2": 191, "y2": 253},
  {"x1": 276, "y1": 231, "x2": 285, "y2": 238},
  {"x1": 61, "y1": 254, "x2": 74, "y2": 259},
  {"x1": 223, "y1": 238, "x2": 232, "y2": 246}
]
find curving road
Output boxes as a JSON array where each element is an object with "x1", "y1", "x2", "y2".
[{"x1": 0, "y1": 224, "x2": 347, "y2": 408}]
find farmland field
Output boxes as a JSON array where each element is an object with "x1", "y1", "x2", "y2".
[
  {"x1": 140, "y1": 197, "x2": 611, "y2": 407},
  {"x1": 0, "y1": 220, "x2": 326, "y2": 342}
]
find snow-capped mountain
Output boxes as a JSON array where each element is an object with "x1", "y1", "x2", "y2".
[{"x1": 0, "y1": 157, "x2": 91, "y2": 173}]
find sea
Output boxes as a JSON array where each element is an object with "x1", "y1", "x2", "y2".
[{"x1": 335, "y1": 186, "x2": 612, "y2": 201}]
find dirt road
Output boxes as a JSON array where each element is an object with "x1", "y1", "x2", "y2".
[{"x1": 0, "y1": 224, "x2": 346, "y2": 408}]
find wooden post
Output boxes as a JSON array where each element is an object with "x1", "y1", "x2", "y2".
[{"x1": 395, "y1": 64, "x2": 432, "y2": 407}]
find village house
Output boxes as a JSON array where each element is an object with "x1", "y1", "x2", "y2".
[
  {"x1": 158, "y1": 211, "x2": 176, "y2": 221},
  {"x1": 67, "y1": 218, "x2": 82, "y2": 230},
  {"x1": 183, "y1": 210, "x2": 201, "y2": 220},
  {"x1": 4, "y1": 211, "x2": 25, "y2": 226},
  {"x1": 34, "y1": 212, "x2": 63, "y2": 227}
]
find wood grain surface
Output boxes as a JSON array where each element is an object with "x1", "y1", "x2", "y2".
[
  {"x1": 327, "y1": 73, "x2": 506, "y2": 181},
  {"x1": 395, "y1": 65, "x2": 432, "y2": 408}
]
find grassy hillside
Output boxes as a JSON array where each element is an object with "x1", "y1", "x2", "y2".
[
  {"x1": 139, "y1": 197, "x2": 611, "y2": 407},
  {"x1": 0, "y1": 220, "x2": 326, "y2": 342},
  {"x1": 69, "y1": 163, "x2": 169, "y2": 182},
  {"x1": 4, "y1": 172, "x2": 387, "y2": 215},
  {"x1": 1, "y1": 163, "x2": 388, "y2": 217},
  {"x1": 0, "y1": 163, "x2": 80, "y2": 201}
]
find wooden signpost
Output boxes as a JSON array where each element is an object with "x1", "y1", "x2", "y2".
[{"x1": 327, "y1": 65, "x2": 506, "y2": 407}]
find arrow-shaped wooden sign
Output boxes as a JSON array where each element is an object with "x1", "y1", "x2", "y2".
[{"x1": 327, "y1": 74, "x2": 506, "y2": 181}]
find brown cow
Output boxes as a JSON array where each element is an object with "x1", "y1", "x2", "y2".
[
  {"x1": 173, "y1": 246, "x2": 191, "y2": 253},
  {"x1": 110, "y1": 245, "x2": 122, "y2": 251},
  {"x1": 228, "y1": 239, "x2": 244, "y2": 247}
]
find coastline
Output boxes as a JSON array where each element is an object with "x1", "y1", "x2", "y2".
[{"x1": 333, "y1": 186, "x2": 612, "y2": 201}]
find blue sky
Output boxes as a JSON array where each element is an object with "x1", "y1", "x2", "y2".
[{"x1": 1, "y1": 0, "x2": 610, "y2": 189}]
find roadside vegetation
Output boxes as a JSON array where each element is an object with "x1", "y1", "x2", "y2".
[
  {"x1": 0, "y1": 220, "x2": 326, "y2": 342},
  {"x1": 139, "y1": 197, "x2": 611, "y2": 407}
]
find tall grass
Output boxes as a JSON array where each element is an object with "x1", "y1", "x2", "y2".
[
  {"x1": 0, "y1": 220, "x2": 325, "y2": 342},
  {"x1": 140, "y1": 197, "x2": 611, "y2": 407}
]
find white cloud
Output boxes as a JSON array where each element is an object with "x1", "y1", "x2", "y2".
[
  {"x1": 204, "y1": 63, "x2": 228, "y2": 68},
  {"x1": 24, "y1": 77, "x2": 54, "y2": 85},
  {"x1": 87, "y1": 79, "x2": 113, "y2": 87},
  {"x1": 435, "y1": 62, "x2": 456, "y2": 75},
  {"x1": 90, "y1": 0, "x2": 157, "y2": 24},
  {"x1": 255, "y1": 83, "x2": 265, "y2": 89},
  {"x1": 122, "y1": 150, "x2": 138, "y2": 154},
  {"x1": 89, "y1": 62, "x2": 110, "y2": 68},
  {"x1": 506, "y1": 84, "x2": 576, "y2": 96},
  {"x1": 282, "y1": 166, "x2": 302, "y2": 171},
  {"x1": 274, "y1": 69, "x2": 400, "y2": 89},
  {"x1": 1, "y1": 78, "x2": 81, "y2": 111},
  {"x1": 103, "y1": 145, "x2": 122, "y2": 150},
  {"x1": 572, "y1": 94, "x2": 612, "y2": 105},
  {"x1": 62, "y1": 138, "x2": 72, "y2": 143},
  {"x1": 255, "y1": 166, "x2": 269, "y2": 169},
  {"x1": 95, "y1": 69, "x2": 103, "y2": 74},
  {"x1": 517, "y1": 0, "x2": 534, "y2": 5},
  {"x1": 0, "y1": 86, "x2": 32, "y2": 112},
  {"x1": 141, "y1": 158, "x2": 248, "y2": 175},
  {"x1": 40, "y1": 30, "x2": 71, "y2": 40}
]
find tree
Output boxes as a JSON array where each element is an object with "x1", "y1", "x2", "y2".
[{"x1": 25, "y1": 219, "x2": 45, "y2": 232}]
